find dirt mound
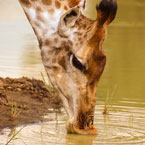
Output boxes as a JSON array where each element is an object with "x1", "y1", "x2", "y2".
[{"x1": 0, "y1": 77, "x2": 62, "y2": 132}]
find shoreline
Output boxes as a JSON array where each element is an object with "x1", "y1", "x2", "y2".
[{"x1": 0, "y1": 77, "x2": 62, "y2": 132}]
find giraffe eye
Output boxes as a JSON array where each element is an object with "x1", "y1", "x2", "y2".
[{"x1": 71, "y1": 54, "x2": 86, "y2": 72}]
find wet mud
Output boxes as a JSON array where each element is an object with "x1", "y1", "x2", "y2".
[{"x1": 0, "y1": 77, "x2": 62, "y2": 132}]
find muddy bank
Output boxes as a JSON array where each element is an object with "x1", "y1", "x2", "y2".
[{"x1": 0, "y1": 77, "x2": 62, "y2": 132}]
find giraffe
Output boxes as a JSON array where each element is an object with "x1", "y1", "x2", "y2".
[{"x1": 18, "y1": 0, "x2": 117, "y2": 134}]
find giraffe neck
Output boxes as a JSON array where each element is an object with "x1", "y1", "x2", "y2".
[
  {"x1": 34, "y1": 1, "x2": 69, "y2": 37},
  {"x1": 20, "y1": 0, "x2": 73, "y2": 44}
]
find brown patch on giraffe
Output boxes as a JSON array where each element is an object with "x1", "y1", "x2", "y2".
[
  {"x1": 68, "y1": 0, "x2": 81, "y2": 8},
  {"x1": 36, "y1": 6, "x2": 42, "y2": 13},
  {"x1": 20, "y1": 0, "x2": 31, "y2": 7},
  {"x1": 55, "y1": 0, "x2": 61, "y2": 9},
  {"x1": 78, "y1": 26, "x2": 84, "y2": 31},
  {"x1": 54, "y1": 49, "x2": 61, "y2": 55},
  {"x1": 82, "y1": 24, "x2": 87, "y2": 29},
  {"x1": 78, "y1": 37, "x2": 82, "y2": 41},
  {"x1": 68, "y1": 40, "x2": 73, "y2": 47},
  {"x1": 84, "y1": 33, "x2": 88, "y2": 38},
  {"x1": 86, "y1": 50, "x2": 106, "y2": 87},
  {"x1": 80, "y1": 40, "x2": 84, "y2": 45},
  {"x1": 65, "y1": 46, "x2": 70, "y2": 51},
  {"x1": 64, "y1": 5, "x2": 68, "y2": 10},
  {"x1": 58, "y1": 57, "x2": 66, "y2": 70},
  {"x1": 54, "y1": 38, "x2": 58, "y2": 43},
  {"x1": 77, "y1": 32, "x2": 82, "y2": 36},
  {"x1": 75, "y1": 42, "x2": 79, "y2": 47},
  {"x1": 37, "y1": 14, "x2": 45, "y2": 23},
  {"x1": 39, "y1": 39, "x2": 43, "y2": 48},
  {"x1": 42, "y1": 0, "x2": 52, "y2": 5},
  {"x1": 41, "y1": 49, "x2": 45, "y2": 57},
  {"x1": 52, "y1": 58, "x2": 57, "y2": 63},
  {"x1": 44, "y1": 39, "x2": 50, "y2": 46},
  {"x1": 48, "y1": 9, "x2": 54, "y2": 14},
  {"x1": 61, "y1": 41, "x2": 70, "y2": 51},
  {"x1": 85, "y1": 25, "x2": 92, "y2": 31},
  {"x1": 35, "y1": 22, "x2": 41, "y2": 28}
]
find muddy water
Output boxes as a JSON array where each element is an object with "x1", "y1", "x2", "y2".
[
  {"x1": 0, "y1": 0, "x2": 46, "y2": 79},
  {"x1": 1, "y1": 0, "x2": 145, "y2": 145}
]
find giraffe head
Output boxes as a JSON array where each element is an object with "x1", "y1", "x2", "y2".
[{"x1": 18, "y1": 0, "x2": 117, "y2": 134}]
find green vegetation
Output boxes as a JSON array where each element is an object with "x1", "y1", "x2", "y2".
[
  {"x1": 103, "y1": 85, "x2": 117, "y2": 115},
  {"x1": 6, "y1": 127, "x2": 25, "y2": 145},
  {"x1": 40, "y1": 72, "x2": 53, "y2": 92}
]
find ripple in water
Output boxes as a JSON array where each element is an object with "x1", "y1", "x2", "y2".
[{"x1": 1, "y1": 105, "x2": 145, "y2": 145}]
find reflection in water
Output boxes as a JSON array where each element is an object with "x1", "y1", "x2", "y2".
[
  {"x1": 66, "y1": 134, "x2": 96, "y2": 145},
  {"x1": 0, "y1": 0, "x2": 145, "y2": 144}
]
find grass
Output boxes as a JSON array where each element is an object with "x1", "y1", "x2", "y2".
[
  {"x1": 9, "y1": 102, "x2": 22, "y2": 121},
  {"x1": 6, "y1": 126, "x2": 25, "y2": 145},
  {"x1": 103, "y1": 85, "x2": 117, "y2": 115},
  {"x1": 40, "y1": 72, "x2": 53, "y2": 92},
  {"x1": 129, "y1": 114, "x2": 134, "y2": 128},
  {"x1": 40, "y1": 72, "x2": 60, "y2": 102}
]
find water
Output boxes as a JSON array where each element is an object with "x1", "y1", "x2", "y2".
[
  {"x1": 0, "y1": 0, "x2": 145, "y2": 144},
  {"x1": 0, "y1": 0, "x2": 46, "y2": 79},
  {"x1": 1, "y1": 106, "x2": 145, "y2": 145}
]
